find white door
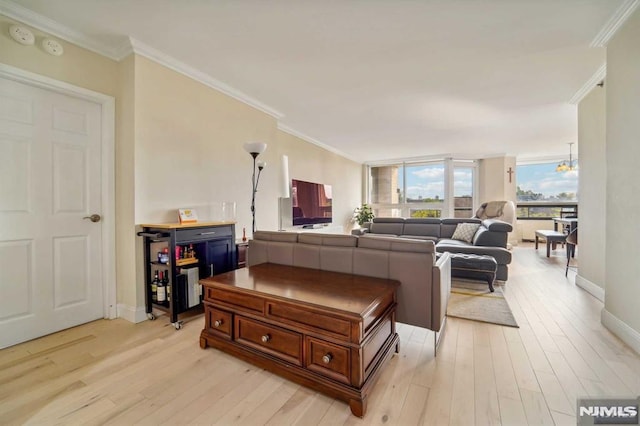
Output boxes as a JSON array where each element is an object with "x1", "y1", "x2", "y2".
[{"x1": 0, "y1": 77, "x2": 104, "y2": 348}]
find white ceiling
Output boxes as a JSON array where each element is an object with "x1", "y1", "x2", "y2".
[{"x1": 4, "y1": 0, "x2": 631, "y2": 162}]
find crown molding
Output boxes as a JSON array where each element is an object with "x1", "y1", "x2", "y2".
[
  {"x1": 569, "y1": 63, "x2": 606, "y2": 105},
  {"x1": 591, "y1": 0, "x2": 639, "y2": 47},
  {"x1": 0, "y1": 1, "x2": 283, "y2": 118},
  {"x1": 277, "y1": 124, "x2": 360, "y2": 163},
  {"x1": 0, "y1": 0, "x2": 124, "y2": 59},
  {"x1": 113, "y1": 38, "x2": 134, "y2": 61},
  {"x1": 129, "y1": 38, "x2": 283, "y2": 119}
]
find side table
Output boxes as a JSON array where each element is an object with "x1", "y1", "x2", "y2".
[{"x1": 236, "y1": 239, "x2": 249, "y2": 268}]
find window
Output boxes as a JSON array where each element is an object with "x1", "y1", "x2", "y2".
[
  {"x1": 516, "y1": 162, "x2": 578, "y2": 218},
  {"x1": 454, "y1": 166, "x2": 474, "y2": 218},
  {"x1": 403, "y1": 163, "x2": 445, "y2": 218},
  {"x1": 367, "y1": 160, "x2": 476, "y2": 218}
]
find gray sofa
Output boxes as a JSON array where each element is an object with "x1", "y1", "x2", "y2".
[
  {"x1": 352, "y1": 217, "x2": 512, "y2": 280},
  {"x1": 248, "y1": 231, "x2": 451, "y2": 340}
]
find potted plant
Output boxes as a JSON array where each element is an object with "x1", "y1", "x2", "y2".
[{"x1": 354, "y1": 204, "x2": 375, "y2": 226}]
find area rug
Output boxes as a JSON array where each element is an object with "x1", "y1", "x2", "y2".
[{"x1": 447, "y1": 280, "x2": 519, "y2": 327}]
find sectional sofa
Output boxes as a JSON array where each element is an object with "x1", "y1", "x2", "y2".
[
  {"x1": 352, "y1": 217, "x2": 512, "y2": 280},
  {"x1": 248, "y1": 231, "x2": 451, "y2": 346}
]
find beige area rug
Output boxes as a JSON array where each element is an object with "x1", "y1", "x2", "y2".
[{"x1": 447, "y1": 280, "x2": 519, "y2": 328}]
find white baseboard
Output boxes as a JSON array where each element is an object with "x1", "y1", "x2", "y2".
[
  {"x1": 116, "y1": 304, "x2": 148, "y2": 323},
  {"x1": 601, "y1": 308, "x2": 640, "y2": 355},
  {"x1": 575, "y1": 274, "x2": 605, "y2": 302}
]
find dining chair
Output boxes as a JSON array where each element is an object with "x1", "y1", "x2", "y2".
[{"x1": 565, "y1": 227, "x2": 578, "y2": 276}]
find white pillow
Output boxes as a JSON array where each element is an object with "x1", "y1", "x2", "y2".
[{"x1": 451, "y1": 223, "x2": 481, "y2": 243}]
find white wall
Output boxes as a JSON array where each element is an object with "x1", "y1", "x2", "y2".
[
  {"x1": 277, "y1": 130, "x2": 362, "y2": 234},
  {"x1": 604, "y1": 8, "x2": 640, "y2": 343},
  {"x1": 577, "y1": 85, "x2": 606, "y2": 294},
  {"x1": 479, "y1": 156, "x2": 517, "y2": 244},
  {"x1": 478, "y1": 156, "x2": 516, "y2": 203},
  {"x1": 130, "y1": 55, "x2": 362, "y2": 310}
]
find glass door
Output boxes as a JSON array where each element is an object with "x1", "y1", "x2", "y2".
[{"x1": 453, "y1": 163, "x2": 476, "y2": 218}]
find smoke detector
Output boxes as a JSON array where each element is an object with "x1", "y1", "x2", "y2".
[
  {"x1": 9, "y1": 25, "x2": 35, "y2": 45},
  {"x1": 42, "y1": 38, "x2": 64, "y2": 56}
]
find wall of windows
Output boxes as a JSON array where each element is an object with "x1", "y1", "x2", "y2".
[
  {"x1": 367, "y1": 160, "x2": 476, "y2": 218},
  {"x1": 516, "y1": 162, "x2": 578, "y2": 219}
]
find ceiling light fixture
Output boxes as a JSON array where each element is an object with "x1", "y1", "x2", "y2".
[{"x1": 556, "y1": 142, "x2": 577, "y2": 172}]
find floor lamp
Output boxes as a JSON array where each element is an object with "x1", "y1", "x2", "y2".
[{"x1": 243, "y1": 142, "x2": 267, "y2": 234}]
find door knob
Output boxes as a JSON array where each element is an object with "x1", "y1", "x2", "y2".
[{"x1": 83, "y1": 214, "x2": 101, "y2": 223}]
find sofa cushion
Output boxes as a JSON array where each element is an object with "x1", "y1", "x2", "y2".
[
  {"x1": 401, "y1": 235, "x2": 439, "y2": 242},
  {"x1": 369, "y1": 218, "x2": 405, "y2": 235},
  {"x1": 299, "y1": 232, "x2": 358, "y2": 247},
  {"x1": 451, "y1": 222, "x2": 481, "y2": 243},
  {"x1": 403, "y1": 218, "x2": 441, "y2": 238},
  {"x1": 253, "y1": 230, "x2": 298, "y2": 243},
  {"x1": 440, "y1": 218, "x2": 482, "y2": 238},
  {"x1": 320, "y1": 246, "x2": 354, "y2": 274},
  {"x1": 482, "y1": 219, "x2": 513, "y2": 232},
  {"x1": 436, "y1": 238, "x2": 471, "y2": 247},
  {"x1": 353, "y1": 249, "x2": 389, "y2": 279},
  {"x1": 293, "y1": 243, "x2": 320, "y2": 269},
  {"x1": 267, "y1": 242, "x2": 295, "y2": 265},
  {"x1": 358, "y1": 234, "x2": 435, "y2": 253},
  {"x1": 472, "y1": 227, "x2": 508, "y2": 248}
]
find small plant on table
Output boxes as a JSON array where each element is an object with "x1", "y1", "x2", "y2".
[{"x1": 354, "y1": 204, "x2": 375, "y2": 226}]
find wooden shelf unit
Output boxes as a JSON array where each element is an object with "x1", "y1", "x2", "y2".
[{"x1": 138, "y1": 222, "x2": 236, "y2": 329}]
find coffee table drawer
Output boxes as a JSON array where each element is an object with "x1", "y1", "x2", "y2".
[
  {"x1": 234, "y1": 316, "x2": 302, "y2": 366},
  {"x1": 205, "y1": 305, "x2": 232, "y2": 338},
  {"x1": 206, "y1": 288, "x2": 264, "y2": 315},
  {"x1": 306, "y1": 337, "x2": 351, "y2": 385},
  {"x1": 266, "y1": 301, "x2": 352, "y2": 341}
]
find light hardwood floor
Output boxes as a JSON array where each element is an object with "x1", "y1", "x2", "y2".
[{"x1": 1, "y1": 244, "x2": 639, "y2": 425}]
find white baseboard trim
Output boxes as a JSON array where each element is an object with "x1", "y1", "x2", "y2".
[
  {"x1": 116, "y1": 304, "x2": 148, "y2": 323},
  {"x1": 575, "y1": 275, "x2": 605, "y2": 302},
  {"x1": 601, "y1": 308, "x2": 640, "y2": 355}
]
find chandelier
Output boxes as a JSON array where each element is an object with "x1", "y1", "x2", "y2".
[{"x1": 556, "y1": 142, "x2": 577, "y2": 172}]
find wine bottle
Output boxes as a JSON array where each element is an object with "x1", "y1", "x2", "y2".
[
  {"x1": 164, "y1": 271, "x2": 171, "y2": 305},
  {"x1": 157, "y1": 271, "x2": 166, "y2": 304},
  {"x1": 151, "y1": 270, "x2": 159, "y2": 303}
]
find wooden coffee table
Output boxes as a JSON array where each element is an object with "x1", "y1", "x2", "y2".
[{"x1": 199, "y1": 263, "x2": 400, "y2": 417}]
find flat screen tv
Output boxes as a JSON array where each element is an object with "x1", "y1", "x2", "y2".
[{"x1": 291, "y1": 179, "x2": 332, "y2": 226}]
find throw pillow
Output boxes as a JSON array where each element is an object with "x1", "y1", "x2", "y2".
[{"x1": 451, "y1": 223, "x2": 481, "y2": 243}]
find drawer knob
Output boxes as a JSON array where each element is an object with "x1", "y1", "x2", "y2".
[
  {"x1": 261, "y1": 334, "x2": 270, "y2": 343},
  {"x1": 322, "y1": 354, "x2": 332, "y2": 364},
  {"x1": 214, "y1": 320, "x2": 223, "y2": 327}
]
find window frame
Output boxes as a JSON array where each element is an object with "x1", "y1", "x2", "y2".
[
  {"x1": 515, "y1": 160, "x2": 579, "y2": 220},
  {"x1": 365, "y1": 158, "x2": 478, "y2": 218}
]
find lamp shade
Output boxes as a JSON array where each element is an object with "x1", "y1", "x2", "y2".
[{"x1": 243, "y1": 142, "x2": 267, "y2": 155}]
